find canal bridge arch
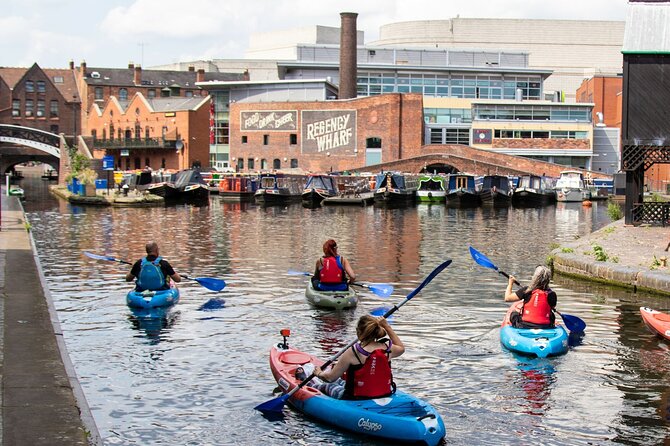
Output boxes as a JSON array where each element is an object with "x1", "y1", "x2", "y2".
[{"x1": 0, "y1": 124, "x2": 62, "y2": 175}]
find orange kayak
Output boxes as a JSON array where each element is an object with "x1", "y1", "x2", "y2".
[{"x1": 640, "y1": 307, "x2": 670, "y2": 341}]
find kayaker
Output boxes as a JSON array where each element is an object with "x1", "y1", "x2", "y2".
[
  {"x1": 125, "y1": 242, "x2": 181, "y2": 291},
  {"x1": 304, "y1": 315, "x2": 404, "y2": 399},
  {"x1": 312, "y1": 239, "x2": 356, "y2": 291},
  {"x1": 504, "y1": 265, "x2": 557, "y2": 329}
]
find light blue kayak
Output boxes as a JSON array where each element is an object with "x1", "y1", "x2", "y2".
[
  {"x1": 126, "y1": 285, "x2": 180, "y2": 309},
  {"x1": 500, "y1": 301, "x2": 569, "y2": 358}
]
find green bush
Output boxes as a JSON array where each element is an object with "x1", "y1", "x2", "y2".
[
  {"x1": 607, "y1": 201, "x2": 623, "y2": 221},
  {"x1": 592, "y1": 243, "x2": 609, "y2": 262}
]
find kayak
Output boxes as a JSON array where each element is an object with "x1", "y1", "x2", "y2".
[
  {"x1": 500, "y1": 301, "x2": 569, "y2": 358},
  {"x1": 305, "y1": 281, "x2": 358, "y2": 310},
  {"x1": 126, "y1": 284, "x2": 180, "y2": 309},
  {"x1": 640, "y1": 307, "x2": 670, "y2": 341},
  {"x1": 268, "y1": 342, "x2": 446, "y2": 445}
]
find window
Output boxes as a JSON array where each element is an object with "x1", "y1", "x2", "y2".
[
  {"x1": 102, "y1": 129, "x2": 106, "y2": 140},
  {"x1": 147, "y1": 89, "x2": 156, "y2": 99},
  {"x1": 273, "y1": 159, "x2": 281, "y2": 169},
  {"x1": 290, "y1": 134, "x2": 297, "y2": 145},
  {"x1": 25, "y1": 99, "x2": 34, "y2": 117},
  {"x1": 263, "y1": 135, "x2": 269, "y2": 145},
  {"x1": 25, "y1": 80, "x2": 34, "y2": 92},
  {"x1": 37, "y1": 81, "x2": 46, "y2": 93},
  {"x1": 125, "y1": 129, "x2": 132, "y2": 140},
  {"x1": 53, "y1": 76, "x2": 64, "y2": 84},
  {"x1": 247, "y1": 158, "x2": 255, "y2": 170},
  {"x1": 366, "y1": 137, "x2": 382, "y2": 148},
  {"x1": 241, "y1": 135, "x2": 248, "y2": 144},
  {"x1": 109, "y1": 124, "x2": 115, "y2": 140},
  {"x1": 95, "y1": 87, "x2": 103, "y2": 100},
  {"x1": 119, "y1": 88, "x2": 128, "y2": 101},
  {"x1": 134, "y1": 157, "x2": 141, "y2": 169},
  {"x1": 290, "y1": 159, "x2": 298, "y2": 168},
  {"x1": 261, "y1": 159, "x2": 268, "y2": 170},
  {"x1": 237, "y1": 159, "x2": 244, "y2": 171},
  {"x1": 135, "y1": 124, "x2": 141, "y2": 139},
  {"x1": 12, "y1": 100, "x2": 20, "y2": 117},
  {"x1": 50, "y1": 100, "x2": 59, "y2": 117},
  {"x1": 185, "y1": 91, "x2": 193, "y2": 98},
  {"x1": 91, "y1": 129, "x2": 97, "y2": 140},
  {"x1": 145, "y1": 126, "x2": 150, "y2": 139},
  {"x1": 36, "y1": 100, "x2": 45, "y2": 117}
]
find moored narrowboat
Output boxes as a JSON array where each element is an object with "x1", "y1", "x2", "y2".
[
  {"x1": 479, "y1": 175, "x2": 513, "y2": 206},
  {"x1": 301, "y1": 174, "x2": 338, "y2": 206},
  {"x1": 373, "y1": 172, "x2": 418, "y2": 205},
  {"x1": 554, "y1": 170, "x2": 592, "y2": 202},
  {"x1": 254, "y1": 173, "x2": 305, "y2": 205},
  {"x1": 416, "y1": 174, "x2": 447, "y2": 203},
  {"x1": 512, "y1": 174, "x2": 556, "y2": 206},
  {"x1": 445, "y1": 173, "x2": 481, "y2": 207}
]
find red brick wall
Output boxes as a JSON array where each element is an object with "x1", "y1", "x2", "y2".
[
  {"x1": 576, "y1": 76, "x2": 622, "y2": 128},
  {"x1": 492, "y1": 138, "x2": 590, "y2": 150},
  {"x1": 229, "y1": 93, "x2": 423, "y2": 173}
]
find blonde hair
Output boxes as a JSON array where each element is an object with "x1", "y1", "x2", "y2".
[
  {"x1": 356, "y1": 315, "x2": 386, "y2": 345},
  {"x1": 528, "y1": 265, "x2": 551, "y2": 290}
]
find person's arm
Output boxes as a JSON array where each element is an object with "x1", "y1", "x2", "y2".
[
  {"x1": 342, "y1": 257, "x2": 356, "y2": 282},
  {"x1": 504, "y1": 276, "x2": 521, "y2": 302},
  {"x1": 315, "y1": 349, "x2": 353, "y2": 382},
  {"x1": 163, "y1": 261, "x2": 181, "y2": 283},
  {"x1": 548, "y1": 290, "x2": 557, "y2": 308},
  {"x1": 380, "y1": 317, "x2": 405, "y2": 359},
  {"x1": 125, "y1": 260, "x2": 140, "y2": 282}
]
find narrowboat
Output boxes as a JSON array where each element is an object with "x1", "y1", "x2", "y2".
[
  {"x1": 553, "y1": 170, "x2": 592, "y2": 202},
  {"x1": 173, "y1": 169, "x2": 210, "y2": 202},
  {"x1": 512, "y1": 175, "x2": 556, "y2": 206},
  {"x1": 301, "y1": 174, "x2": 338, "y2": 206},
  {"x1": 416, "y1": 174, "x2": 447, "y2": 203},
  {"x1": 254, "y1": 173, "x2": 305, "y2": 205},
  {"x1": 373, "y1": 172, "x2": 418, "y2": 205},
  {"x1": 479, "y1": 175, "x2": 513, "y2": 206},
  {"x1": 445, "y1": 173, "x2": 481, "y2": 207},
  {"x1": 218, "y1": 175, "x2": 259, "y2": 202}
]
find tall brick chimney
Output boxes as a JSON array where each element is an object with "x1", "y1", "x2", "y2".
[
  {"x1": 134, "y1": 65, "x2": 142, "y2": 85},
  {"x1": 339, "y1": 12, "x2": 358, "y2": 99},
  {"x1": 196, "y1": 68, "x2": 205, "y2": 83}
]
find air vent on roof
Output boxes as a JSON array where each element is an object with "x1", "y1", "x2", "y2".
[{"x1": 91, "y1": 71, "x2": 101, "y2": 78}]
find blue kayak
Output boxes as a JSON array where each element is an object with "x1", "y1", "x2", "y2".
[
  {"x1": 269, "y1": 344, "x2": 446, "y2": 445},
  {"x1": 500, "y1": 301, "x2": 568, "y2": 358},
  {"x1": 126, "y1": 285, "x2": 180, "y2": 309}
]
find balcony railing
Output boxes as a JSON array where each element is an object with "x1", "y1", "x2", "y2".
[{"x1": 93, "y1": 138, "x2": 177, "y2": 150}]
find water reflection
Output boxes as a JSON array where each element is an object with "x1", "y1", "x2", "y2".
[
  {"x1": 127, "y1": 307, "x2": 180, "y2": 342},
  {"x1": 17, "y1": 174, "x2": 670, "y2": 445}
]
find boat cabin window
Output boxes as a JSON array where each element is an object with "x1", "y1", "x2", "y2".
[{"x1": 456, "y1": 176, "x2": 468, "y2": 189}]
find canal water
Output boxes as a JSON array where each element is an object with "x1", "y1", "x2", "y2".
[{"x1": 18, "y1": 175, "x2": 670, "y2": 445}]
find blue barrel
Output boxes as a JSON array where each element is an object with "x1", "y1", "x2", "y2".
[{"x1": 95, "y1": 179, "x2": 108, "y2": 189}]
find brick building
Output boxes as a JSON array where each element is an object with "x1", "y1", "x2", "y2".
[
  {"x1": 87, "y1": 93, "x2": 210, "y2": 171},
  {"x1": 229, "y1": 93, "x2": 423, "y2": 173},
  {"x1": 576, "y1": 75, "x2": 623, "y2": 127},
  {"x1": 0, "y1": 63, "x2": 79, "y2": 137}
]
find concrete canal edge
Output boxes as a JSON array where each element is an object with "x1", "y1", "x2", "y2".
[
  {"x1": 0, "y1": 197, "x2": 101, "y2": 445},
  {"x1": 50, "y1": 185, "x2": 165, "y2": 207},
  {"x1": 550, "y1": 219, "x2": 670, "y2": 297}
]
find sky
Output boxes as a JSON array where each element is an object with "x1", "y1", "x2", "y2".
[{"x1": 3, "y1": 0, "x2": 630, "y2": 69}]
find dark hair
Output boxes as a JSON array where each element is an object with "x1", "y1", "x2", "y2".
[
  {"x1": 145, "y1": 242, "x2": 158, "y2": 255},
  {"x1": 322, "y1": 239, "x2": 338, "y2": 258},
  {"x1": 356, "y1": 315, "x2": 386, "y2": 345}
]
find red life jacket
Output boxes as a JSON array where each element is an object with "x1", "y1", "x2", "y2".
[
  {"x1": 319, "y1": 256, "x2": 344, "y2": 284},
  {"x1": 522, "y1": 289, "x2": 553, "y2": 325},
  {"x1": 345, "y1": 342, "x2": 394, "y2": 399}
]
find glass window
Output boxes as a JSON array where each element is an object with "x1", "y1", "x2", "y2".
[
  {"x1": 290, "y1": 159, "x2": 298, "y2": 168},
  {"x1": 366, "y1": 137, "x2": 382, "y2": 148},
  {"x1": 91, "y1": 129, "x2": 97, "y2": 140},
  {"x1": 12, "y1": 99, "x2": 20, "y2": 117},
  {"x1": 53, "y1": 76, "x2": 64, "y2": 84},
  {"x1": 50, "y1": 100, "x2": 58, "y2": 117},
  {"x1": 290, "y1": 134, "x2": 297, "y2": 145},
  {"x1": 261, "y1": 159, "x2": 267, "y2": 170},
  {"x1": 551, "y1": 109, "x2": 570, "y2": 121},
  {"x1": 533, "y1": 131, "x2": 549, "y2": 138},
  {"x1": 242, "y1": 135, "x2": 248, "y2": 144},
  {"x1": 119, "y1": 88, "x2": 128, "y2": 101},
  {"x1": 430, "y1": 128, "x2": 443, "y2": 144},
  {"x1": 248, "y1": 158, "x2": 255, "y2": 170},
  {"x1": 25, "y1": 99, "x2": 34, "y2": 116},
  {"x1": 185, "y1": 90, "x2": 194, "y2": 97},
  {"x1": 215, "y1": 121, "x2": 229, "y2": 145},
  {"x1": 147, "y1": 89, "x2": 156, "y2": 99},
  {"x1": 145, "y1": 126, "x2": 150, "y2": 139},
  {"x1": 263, "y1": 134, "x2": 269, "y2": 145},
  {"x1": 25, "y1": 80, "x2": 34, "y2": 92},
  {"x1": 36, "y1": 99, "x2": 45, "y2": 117},
  {"x1": 273, "y1": 159, "x2": 281, "y2": 169},
  {"x1": 37, "y1": 81, "x2": 46, "y2": 93},
  {"x1": 95, "y1": 87, "x2": 103, "y2": 100}
]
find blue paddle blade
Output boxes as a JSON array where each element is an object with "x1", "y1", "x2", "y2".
[
  {"x1": 191, "y1": 277, "x2": 226, "y2": 292},
  {"x1": 366, "y1": 283, "x2": 394, "y2": 298},
  {"x1": 255, "y1": 393, "x2": 290, "y2": 413},
  {"x1": 287, "y1": 270, "x2": 311, "y2": 276},
  {"x1": 560, "y1": 313, "x2": 586, "y2": 333},
  {"x1": 469, "y1": 246, "x2": 498, "y2": 271},
  {"x1": 369, "y1": 306, "x2": 393, "y2": 319}
]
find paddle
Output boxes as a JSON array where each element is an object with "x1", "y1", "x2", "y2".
[
  {"x1": 287, "y1": 269, "x2": 393, "y2": 298},
  {"x1": 468, "y1": 246, "x2": 586, "y2": 333},
  {"x1": 256, "y1": 259, "x2": 452, "y2": 414},
  {"x1": 83, "y1": 251, "x2": 226, "y2": 292}
]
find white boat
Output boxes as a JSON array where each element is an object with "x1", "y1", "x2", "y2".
[{"x1": 554, "y1": 170, "x2": 592, "y2": 202}]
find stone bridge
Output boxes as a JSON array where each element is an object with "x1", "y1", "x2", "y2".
[
  {"x1": 352, "y1": 144, "x2": 611, "y2": 179},
  {"x1": 0, "y1": 125, "x2": 63, "y2": 176}
]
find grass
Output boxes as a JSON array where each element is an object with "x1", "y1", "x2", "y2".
[{"x1": 607, "y1": 200, "x2": 623, "y2": 221}]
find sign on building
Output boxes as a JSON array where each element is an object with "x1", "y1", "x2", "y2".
[
  {"x1": 301, "y1": 110, "x2": 357, "y2": 154},
  {"x1": 240, "y1": 111, "x2": 297, "y2": 131},
  {"x1": 102, "y1": 155, "x2": 115, "y2": 170},
  {"x1": 473, "y1": 129, "x2": 492, "y2": 144}
]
